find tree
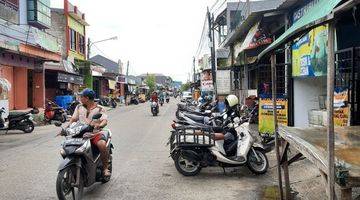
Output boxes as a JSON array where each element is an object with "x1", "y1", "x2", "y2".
[
  {"x1": 145, "y1": 74, "x2": 156, "y2": 94},
  {"x1": 180, "y1": 82, "x2": 191, "y2": 92}
]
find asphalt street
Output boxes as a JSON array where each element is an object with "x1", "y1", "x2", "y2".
[{"x1": 0, "y1": 99, "x2": 279, "y2": 200}]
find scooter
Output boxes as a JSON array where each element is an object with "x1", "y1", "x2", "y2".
[
  {"x1": 151, "y1": 101, "x2": 159, "y2": 116},
  {"x1": 45, "y1": 100, "x2": 67, "y2": 123},
  {"x1": 169, "y1": 114, "x2": 269, "y2": 176},
  {"x1": 0, "y1": 107, "x2": 38, "y2": 133},
  {"x1": 166, "y1": 96, "x2": 170, "y2": 103},
  {"x1": 55, "y1": 113, "x2": 114, "y2": 200},
  {"x1": 66, "y1": 99, "x2": 80, "y2": 116}
]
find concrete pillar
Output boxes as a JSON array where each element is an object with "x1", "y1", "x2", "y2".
[
  {"x1": 13, "y1": 67, "x2": 27, "y2": 110},
  {"x1": 33, "y1": 71, "x2": 45, "y2": 109}
]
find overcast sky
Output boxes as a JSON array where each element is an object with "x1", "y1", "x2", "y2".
[{"x1": 51, "y1": 0, "x2": 220, "y2": 82}]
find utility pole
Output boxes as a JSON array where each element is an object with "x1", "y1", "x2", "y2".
[
  {"x1": 87, "y1": 38, "x2": 91, "y2": 60},
  {"x1": 126, "y1": 61, "x2": 129, "y2": 76},
  {"x1": 193, "y1": 57, "x2": 196, "y2": 83},
  {"x1": 207, "y1": 7, "x2": 217, "y2": 97}
]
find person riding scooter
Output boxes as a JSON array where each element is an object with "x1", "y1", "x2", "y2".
[{"x1": 67, "y1": 88, "x2": 111, "y2": 177}]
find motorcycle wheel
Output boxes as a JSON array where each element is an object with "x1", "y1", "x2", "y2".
[
  {"x1": 56, "y1": 167, "x2": 84, "y2": 200},
  {"x1": 111, "y1": 101, "x2": 117, "y2": 108},
  {"x1": 22, "y1": 120, "x2": 34, "y2": 133},
  {"x1": 247, "y1": 148, "x2": 269, "y2": 175},
  {"x1": 174, "y1": 151, "x2": 201, "y2": 176}
]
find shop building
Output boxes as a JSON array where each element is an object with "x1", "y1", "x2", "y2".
[
  {"x1": 0, "y1": 0, "x2": 61, "y2": 111},
  {"x1": 44, "y1": 0, "x2": 88, "y2": 103}
]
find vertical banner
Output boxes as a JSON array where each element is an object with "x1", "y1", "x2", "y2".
[
  {"x1": 216, "y1": 70, "x2": 231, "y2": 95},
  {"x1": 258, "y1": 95, "x2": 288, "y2": 134},
  {"x1": 200, "y1": 71, "x2": 214, "y2": 92},
  {"x1": 334, "y1": 88, "x2": 350, "y2": 126}
]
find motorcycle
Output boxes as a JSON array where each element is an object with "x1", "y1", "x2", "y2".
[
  {"x1": 151, "y1": 101, "x2": 159, "y2": 116},
  {"x1": 0, "y1": 107, "x2": 38, "y2": 133},
  {"x1": 45, "y1": 100, "x2": 67, "y2": 123},
  {"x1": 166, "y1": 97, "x2": 170, "y2": 103},
  {"x1": 66, "y1": 99, "x2": 80, "y2": 116},
  {"x1": 129, "y1": 96, "x2": 139, "y2": 105},
  {"x1": 169, "y1": 112, "x2": 269, "y2": 176},
  {"x1": 159, "y1": 98, "x2": 164, "y2": 106},
  {"x1": 97, "y1": 97, "x2": 117, "y2": 108},
  {"x1": 55, "y1": 113, "x2": 113, "y2": 200}
]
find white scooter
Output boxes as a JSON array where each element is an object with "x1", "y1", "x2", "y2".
[{"x1": 169, "y1": 115, "x2": 269, "y2": 176}]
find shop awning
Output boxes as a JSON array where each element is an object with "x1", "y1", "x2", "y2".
[
  {"x1": 108, "y1": 80, "x2": 116, "y2": 90},
  {"x1": 258, "y1": 0, "x2": 342, "y2": 59},
  {"x1": 57, "y1": 73, "x2": 84, "y2": 85},
  {"x1": 0, "y1": 78, "x2": 11, "y2": 92}
]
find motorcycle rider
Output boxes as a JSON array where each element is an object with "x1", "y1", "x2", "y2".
[{"x1": 67, "y1": 88, "x2": 111, "y2": 177}]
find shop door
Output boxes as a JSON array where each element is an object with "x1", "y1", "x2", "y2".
[{"x1": 28, "y1": 70, "x2": 33, "y2": 108}]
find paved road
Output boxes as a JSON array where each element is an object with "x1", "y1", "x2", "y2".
[{"x1": 0, "y1": 99, "x2": 279, "y2": 200}]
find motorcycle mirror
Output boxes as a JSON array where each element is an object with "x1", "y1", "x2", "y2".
[
  {"x1": 92, "y1": 113, "x2": 102, "y2": 120},
  {"x1": 31, "y1": 108, "x2": 39, "y2": 114},
  {"x1": 54, "y1": 121, "x2": 62, "y2": 127},
  {"x1": 223, "y1": 114, "x2": 228, "y2": 120}
]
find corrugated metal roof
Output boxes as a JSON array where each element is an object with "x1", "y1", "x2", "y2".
[{"x1": 89, "y1": 55, "x2": 120, "y2": 74}]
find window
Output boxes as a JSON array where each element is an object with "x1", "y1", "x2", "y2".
[
  {"x1": 27, "y1": 0, "x2": 51, "y2": 28},
  {"x1": 70, "y1": 29, "x2": 76, "y2": 51},
  {"x1": 79, "y1": 34, "x2": 85, "y2": 54}
]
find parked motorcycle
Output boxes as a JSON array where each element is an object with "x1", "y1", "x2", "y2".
[
  {"x1": 151, "y1": 101, "x2": 159, "y2": 116},
  {"x1": 97, "y1": 97, "x2": 117, "y2": 108},
  {"x1": 66, "y1": 99, "x2": 80, "y2": 116},
  {"x1": 129, "y1": 96, "x2": 139, "y2": 105},
  {"x1": 0, "y1": 107, "x2": 38, "y2": 133},
  {"x1": 166, "y1": 96, "x2": 170, "y2": 103},
  {"x1": 45, "y1": 100, "x2": 67, "y2": 123},
  {"x1": 55, "y1": 113, "x2": 113, "y2": 200},
  {"x1": 169, "y1": 112, "x2": 269, "y2": 176}
]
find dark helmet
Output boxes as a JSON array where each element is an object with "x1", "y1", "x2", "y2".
[{"x1": 80, "y1": 88, "x2": 96, "y2": 100}]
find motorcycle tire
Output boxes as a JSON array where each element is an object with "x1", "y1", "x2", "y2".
[
  {"x1": 247, "y1": 148, "x2": 269, "y2": 175},
  {"x1": 21, "y1": 120, "x2": 34, "y2": 133},
  {"x1": 174, "y1": 151, "x2": 201, "y2": 176},
  {"x1": 56, "y1": 167, "x2": 84, "y2": 200},
  {"x1": 111, "y1": 101, "x2": 117, "y2": 108}
]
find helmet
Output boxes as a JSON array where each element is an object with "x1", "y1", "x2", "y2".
[
  {"x1": 80, "y1": 88, "x2": 96, "y2": 100},
  {"x1": 225, "y1": 94, "x2": 239, "y2": 108}
]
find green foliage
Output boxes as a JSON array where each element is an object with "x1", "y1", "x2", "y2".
[
  {"x1": 145, "y1": 74, "x2": 156, "y2": 94},
  {"x1": 180, "y1": 82, "x2": 191, "y2": 92}
]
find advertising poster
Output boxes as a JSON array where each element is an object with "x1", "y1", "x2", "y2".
[
  {"x1": 216, "y1": 70, "x2": 231, "y2": 95},
  {"x1": 292, "y1": 25, "x2": 328, "y2": 77},
  {"x1": 258, "y1": 95, "x2": 288, "y2": 134},
  {"x1": 334, "y1": 88, "x2": 350, "y2": 126},
  {"x1": 200, "y1": 71, "x2": 214, "y2": 92}
]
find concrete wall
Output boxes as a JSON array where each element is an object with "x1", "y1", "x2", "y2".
[
  {"x1": 293, "y1": 77, "x2": 327, "y2": 127},
  {"x1": 48, "y1": 10, "x2": 67, "y2": 59}
]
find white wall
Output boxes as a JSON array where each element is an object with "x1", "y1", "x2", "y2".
[{"x1": 293, "y1": 76, "x2": 327, "y2": 127}]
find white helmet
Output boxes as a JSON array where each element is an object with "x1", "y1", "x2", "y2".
[{"x1": 225, "y1": 94, "x2": 239, "y2": 108}]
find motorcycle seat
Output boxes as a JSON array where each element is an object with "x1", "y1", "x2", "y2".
[
  {"x1": 8, "y1": 112, "x2": 25, "y2": 119},
  {"x1": 183, "y1": 113, "x2": 206, "y2": 123}
]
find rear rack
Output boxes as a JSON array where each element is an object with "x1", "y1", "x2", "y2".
[{"x1": 174, "y1": 126, "x2": 215, "y2": 147}]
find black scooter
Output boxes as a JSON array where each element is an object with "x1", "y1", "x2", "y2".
[{"x1": 0, "y1": 107, "x2": 38, "y2": 133}]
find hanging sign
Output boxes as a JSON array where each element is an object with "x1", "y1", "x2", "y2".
[
  {"x1": 216, "y1": 70, "x2": 231, "y2": 95},
  {"x1": 200, "y1": 70, "x2": 214, "y2": 92},
  {"x1": 258, "y1": 95, "x2": 288, "y2": 134}
]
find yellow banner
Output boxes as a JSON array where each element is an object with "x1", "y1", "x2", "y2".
[
  {"x1": 334, "y1": 89, "x2": 350, "y2": 126},
  {"x1": 258, "y1": 97, "x2": 288, "y2": 134}
]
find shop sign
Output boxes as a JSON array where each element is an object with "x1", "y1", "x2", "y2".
[
  {"x1": 58, "y1": 73, "x2": 83, "y2": 85},
  {"x1": 200, "y1": 71, "x2": 214, "y2": 92},
  {"x1": 334, "y1": 88, "x2": 350, "y2": 126},
  {"x1": 292, "y1": 0, "x2": 320, "y2": 23},
  {"x1": 292, "y1": 24, "x2": 328, "y2": 77},
  {"x1": 216, "y1": 70, "x2": 231, "y2": 95},
  {"x1": 258, "y1": 95, "x2": 288, "y2": 134}
]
